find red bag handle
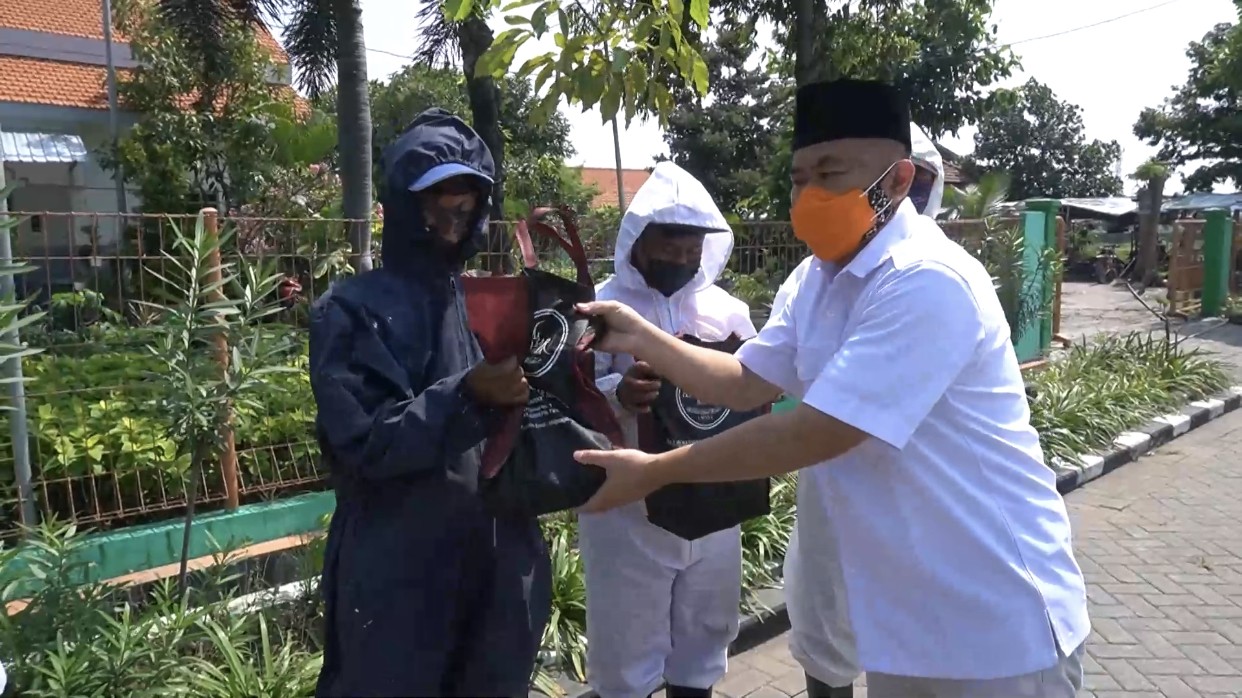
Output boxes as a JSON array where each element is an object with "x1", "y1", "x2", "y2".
[{"x1": 512, "y1": 206, "x2": 593, "y2": 288}]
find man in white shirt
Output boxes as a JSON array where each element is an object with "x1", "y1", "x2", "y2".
[
  {"x1": 763, "y1": 120, "x2": 948, "y2": 698},
  {"x1": 583, "y1": 161, "x2": 758, "y2": 698},
  {"x1": 572, "y1": 78, "x2": 1090, "y2": 698}
]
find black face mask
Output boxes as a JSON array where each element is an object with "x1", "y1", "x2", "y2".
[{"x1": 640, "y1": 259, "x2": 699, "y2": 297}]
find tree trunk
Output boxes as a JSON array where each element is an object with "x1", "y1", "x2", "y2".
[
  {"x1": 1137, "y1": 178, "x2": 1166, "y2": 286},
  {"x1": 333, "y1": 0, "x2": 374, "y2": 272},
  {"x1": 793, "y1": 0, "x2": 828, "y2": 86},
  {"x1": 459, "y1": 16, "x2": 507, "y2": 269}
]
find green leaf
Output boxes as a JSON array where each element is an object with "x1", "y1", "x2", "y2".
[
  {"x1": 609, "y1": 46, "x2": 630, "y2": 74},
  {"x1": 600, "y1": 83, "x2": 622, "y2": 124},
  {"x1": 445, "y1": 0, "x2": 476, "y2": 21},
  {"x1": 690, "y1": 53, "x2": 709, "y2": 95},
  {"x1": 531, "y1": 4, "x2": 549, "y2": 35},
  {"x1": 688, "y1": 0, "x2": 709, "y2": 28}
]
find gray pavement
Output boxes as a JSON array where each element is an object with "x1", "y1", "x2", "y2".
[
  {"x1": 1057, "y1": 281, "x2": 1242, "y2": 379},
  {"x1": 690, "y1": 410, "x2": 1242, "y2": 697}
]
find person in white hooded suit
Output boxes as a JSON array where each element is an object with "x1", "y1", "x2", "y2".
[{"x1": 581, "y1": 161, "x2": 756, "y2": 698}]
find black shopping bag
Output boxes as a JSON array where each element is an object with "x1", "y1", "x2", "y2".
[
  {"x1": 461, "y1": 207, "x2": 623, "y2": 517},
  {"x1": 638, "y1": 334, "x2": 772, "y2": 540}
]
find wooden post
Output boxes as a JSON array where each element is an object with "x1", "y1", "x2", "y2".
[{"x1": 201, "y1": 208, "x2": 240, "y2": 509}]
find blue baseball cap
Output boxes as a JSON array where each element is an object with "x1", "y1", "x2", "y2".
[{"x1": 409, "y1": 162, "x2": 494, "y2": 192}]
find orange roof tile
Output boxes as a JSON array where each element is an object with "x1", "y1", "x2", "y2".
[
  {"x1": 0, "y1": 0, "x2": 289, "y2": 62},
  {"x1": 0, "y1": 0, "x2": 300, "y2": 113},
  {"x1": 0, "y1": 55, "x2": 306, "y2": 117},
  {"x1": 0, "y1": 56, "x2": 110, "y2": 109},
  {"x1": 578, "y1": 167, "x2": 652, "y2": 209}
]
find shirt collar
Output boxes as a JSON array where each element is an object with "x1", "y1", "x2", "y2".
[{"x1": 837, "y1": 198, "x2": 918, "y2": 279}]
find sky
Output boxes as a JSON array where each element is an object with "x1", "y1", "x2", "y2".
[{"x1": 308, "y1": 0, "x2": 1240, "y2": 195}]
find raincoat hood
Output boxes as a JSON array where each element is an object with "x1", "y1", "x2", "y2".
[
  {"x1": 378, "y1": 108, "x2": 495, "y2": 271},
  {"x1": 910, "y1": 122, "x2": 945, "y2": 218},
  {"x1": 613, "y1": 162, "x2": 733, "y2": 296}
]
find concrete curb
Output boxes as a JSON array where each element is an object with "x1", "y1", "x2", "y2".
[
  {"x1": 1050, "y1": 386, "x2": 1242, "y2": 495},
  {"x1": 544, "y1": 386, "x2": 1242, "y2": 698}
]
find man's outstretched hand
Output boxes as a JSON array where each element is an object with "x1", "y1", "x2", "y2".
[
  {"x1": 573, "y1": 448, "x2": 666, "y2": 513},
  {"x1": 575, "y1": 301, "x2": 655, "y2": 357}
]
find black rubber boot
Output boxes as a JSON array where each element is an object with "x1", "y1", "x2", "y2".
[
  {"x1": 805, "y1": 673, "x2": 853, "y2": 698},
  {"x1": 663, "y1": 685, "x2": 713, "y2": 698}
]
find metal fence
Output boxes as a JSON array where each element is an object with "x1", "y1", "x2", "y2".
[
  {"x1": 0, "y1": 210, "x2": 808, "y2": 535},
  {"x1": 0, "y1": 208, "x2": 1061, "y2": 536}
]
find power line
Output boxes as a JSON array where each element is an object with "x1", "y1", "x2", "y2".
[{"x1": 1004, "y1": 0, "x2": 1190, "y2": 47}]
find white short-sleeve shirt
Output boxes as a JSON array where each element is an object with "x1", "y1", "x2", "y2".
[{"x1": 736, "y1": 200, "x2": 1090, "y2": 680}]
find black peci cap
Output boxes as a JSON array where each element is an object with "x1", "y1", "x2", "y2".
[{"x1": 793, "y1": 78, "x2": 912, "y2": 152}]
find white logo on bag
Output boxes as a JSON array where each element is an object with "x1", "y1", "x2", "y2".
[
  {"x1": 674, "y1": 387, "x2": 730, "y2": 431},
  {"x1": 525, "y1": 308, "x2": 569, "y2": 378}
]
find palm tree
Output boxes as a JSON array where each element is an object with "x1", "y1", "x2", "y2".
[
  {"x1": 154, "y1": 0, "x2": 375, "y2": 272},
  {"x1": 941, "y1": 171, "x2": 1013, "y2": 220},
  {"x1": 413, "y1": 2, "x2": 506, "y2": 221}
]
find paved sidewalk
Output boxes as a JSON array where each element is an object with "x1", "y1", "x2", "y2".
[{"x1": 691, "y1": 410, "x2": 1242, "y2": 697}]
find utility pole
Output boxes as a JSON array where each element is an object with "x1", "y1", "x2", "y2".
[
  {"x1": 102, "y1": 0, "x2": 128, "y2": 219},
  {"x1": 0, "y1": 129, "x2": 37, "y2": 528},
  {"x1": 611, "y1": 118, "x2": 626, "y2": 210}
]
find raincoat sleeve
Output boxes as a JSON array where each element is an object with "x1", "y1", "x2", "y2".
[{"x1": 309, "y1": 296, "x2": 490, "y2": 481}]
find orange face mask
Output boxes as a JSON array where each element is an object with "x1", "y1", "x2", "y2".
[{"x1": 791, "y1": 166, "x2": 898, "y2": 263}]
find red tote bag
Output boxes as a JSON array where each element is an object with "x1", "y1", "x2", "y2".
[{"x1": 460, "y1": 207, "x2": 623, "y2": 517}]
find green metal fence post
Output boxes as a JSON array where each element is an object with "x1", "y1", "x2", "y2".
[
  {"x1": 1025, "y1": 199, "x2": 1061, "y2": 357},
  {"x1": 1201, "y1": 208, "x2": 1231, "y2": 317}
]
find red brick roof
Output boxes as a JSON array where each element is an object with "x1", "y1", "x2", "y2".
[
  {"x1": 0, "y1": 0, "x2": 291, "y2": 111},
  {"x1": 578, "y1": 167, "x2": 652, "y2": 209}
]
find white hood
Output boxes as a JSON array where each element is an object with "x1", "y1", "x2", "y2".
[
  {"x1": 612, "y1": 161, "x2": 734, "y2": 296},
  {"x1": 910, "y1": 122, "x2": 945, "y2": 218}
]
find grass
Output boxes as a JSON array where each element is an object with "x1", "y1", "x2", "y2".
[{"x1": 1029, "y1": 332, "x2": 1231, "y2": 462}]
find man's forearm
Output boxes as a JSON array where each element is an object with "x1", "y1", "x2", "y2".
[
  {"x1": 630, "y1": 327, "x2": 756, "y2": 408},
  {"x1": 648, "y1": 404, "x2": 869, "y2": 484}
]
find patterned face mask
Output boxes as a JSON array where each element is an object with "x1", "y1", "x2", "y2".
[{"x1": 790, "y1": 164, "x2": 898, "y2": 263}]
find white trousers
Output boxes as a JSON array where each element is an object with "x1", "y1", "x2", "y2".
[
  {"x1": 866, "y1": 642, "x2": 1085, "y2": 698},
  {"x1": 579, "y1": 502, "x2": 742, "y2": 698}
]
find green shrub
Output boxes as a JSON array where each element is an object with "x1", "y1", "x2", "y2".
[
  {"x1": 1029, "y1": 333, "x2": 1230, "y2": 462},
  {"x1": 1, "y1": 326, "x2": 316, "y2": 519},
  {"x1": 0, "y1": 520, "x2": 321, "y2": 698}
]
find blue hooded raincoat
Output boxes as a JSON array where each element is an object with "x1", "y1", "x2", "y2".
[{"x1": 310, "y1": 109, "x2": 551, "y2": 698}]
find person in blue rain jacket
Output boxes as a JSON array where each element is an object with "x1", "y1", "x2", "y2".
[{"x1": 309, "y1": 108, "x2": 550, "y2": 698}]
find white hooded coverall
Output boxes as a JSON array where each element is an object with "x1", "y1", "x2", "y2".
[
  {"x1": 581, "y1": 162, "x2": 757, "y2": 698},
  {"x1": 765, "y1": 122, "x2": 948, "y2": 690}
]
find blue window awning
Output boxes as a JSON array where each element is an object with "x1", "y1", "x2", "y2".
[{"x1": 0, "y1": 130, "x2": 88, "y2": 164}]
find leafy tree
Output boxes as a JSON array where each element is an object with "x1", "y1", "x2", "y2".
[
  {"x1": 1134, "y1": 20, "x2": 1242, "y2": 192},
  {"x1": 660, "y1": 18, "x2": 789, "y2": 219},
  {"x1": 347, "y1": 65, "x2": 596, "y2": 217},
  {"x1": 456, "y1": 0, "x2": 712, "y2": 126},
  {"x1": 104, "y1": 4, "x2": 292, "y2": 215},
  {"x1": 154, "y1": 0, "x2": 377, "y2": 272},
  {"x1": 663, "y1": 2, "x2": 1016, "y2": 219},
  {"x1": 414, "y1": 1, "x2": 508, "y2": 218},
  {"x1": 714, "y1": 0, "x2": 1016, "y2": 130},
  {"x1": 970, "y1": 78, "x2": 1124, "y2": 200}
]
